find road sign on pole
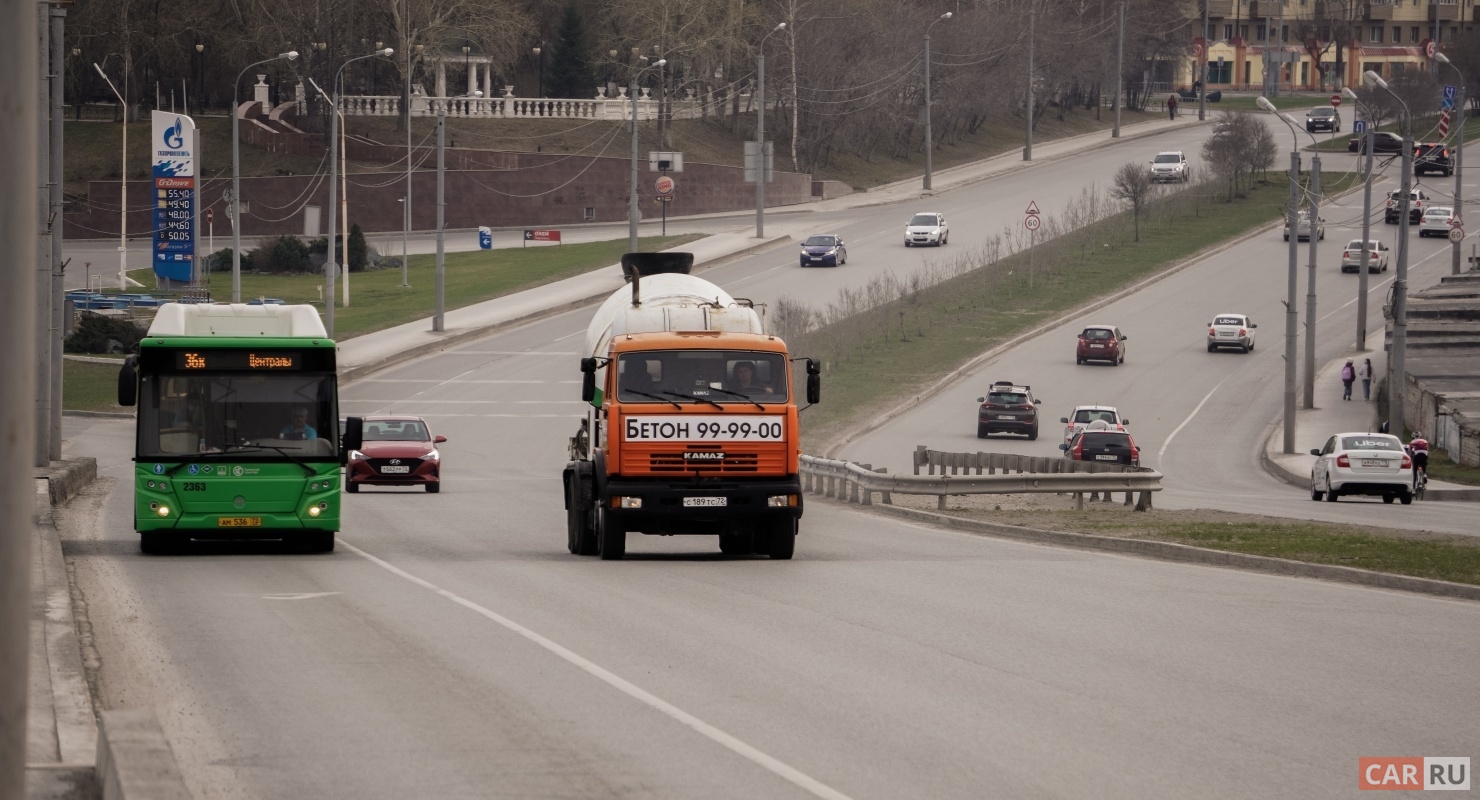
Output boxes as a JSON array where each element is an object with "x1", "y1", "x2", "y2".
[
  {"x1": 1024, "y1": 215, "x2": 1041, "y2": 231},
  {"x1": 1353, "y1": 119, "x2": 1368, "y2": 134},
  {"x1": 1330, "y1": 94, "x2": 1341, "y2": 107},
  {"x1": 1440, "y1": 110, "x2": 1451, "y2": 138},
  {"x1": 1449, "y1": 226, "x2": 1465, "y2": 243},
  {"x1": 1025, "y1": 200, "x2": 1040, "y2": 216}
]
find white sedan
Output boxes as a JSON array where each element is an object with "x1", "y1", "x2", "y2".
[
  {"x1": 1310, "y1": 432, "x2": 1413, "y2": 504},
  {"x1": 1418, "y1": 206, "x2": 1456, "y2": 238},
  {"x1": 1207, "y1": 313, "x2": 1256, "y2": 353},
  {"x1": 1339, "y1": 239, "x2": 1390, "y2": 273}
]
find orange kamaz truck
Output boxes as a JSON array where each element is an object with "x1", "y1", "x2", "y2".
[{"x1": 562, "y1": 253, "x2": 819, "y2": 560}]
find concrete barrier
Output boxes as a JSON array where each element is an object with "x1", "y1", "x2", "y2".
[{"x1": 95, "y1": 710, "x2": 192, "y2": 800}]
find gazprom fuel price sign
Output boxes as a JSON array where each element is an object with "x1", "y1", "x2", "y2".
[{"x1": 151, "y1": 112, "x2": 198, "y2": 284}]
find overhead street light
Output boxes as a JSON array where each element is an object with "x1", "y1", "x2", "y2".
[
  {"x1": 1434, "y1": 51, "x2": 1465, "y2": 277},
  {"x1": 755, "y1": 22, "x2": 786, "y2": 238},
  {"x1": 1342, "y1": 86, "x2": 1376, "y2": 352},
  {"x1": 923, "y1": 12, "x2": 952, "y2": 191},
  {"x1": 231, "y1": 50, "x2": 299, "y2": 303},
  {"x1": 1257, "y1": 95, "x2": 1305, "y2": 456},
  {"x1": 92, "y1": 63, "x2": 130, "y2": 291},
  {"x1": 1363, "y1": 69, "x2": 1413, "y2": 438},
  {"x1": 629, "y1": 57, "x2": 667, "y2": 253}
]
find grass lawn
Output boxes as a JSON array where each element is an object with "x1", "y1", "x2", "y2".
[
  {"x1": 1427, "y1": 446, "x2": 1480, "y2": 486},
  {"x1": 64, "y1": 360, "x2": 128, "y2": 414}
]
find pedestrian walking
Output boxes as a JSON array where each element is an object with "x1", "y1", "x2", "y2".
[
  {"x1": 1358, "y1": 358, "x2": 1373, "y2": 401},
  {"x1": 1340, "y1": 359, "x2": 1356, "y2": 401},
  {"x1": 1168, "y1": 94, "x2": 1178, "y2": 120}
]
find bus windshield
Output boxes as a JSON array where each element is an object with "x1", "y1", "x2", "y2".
[{"x1": 137, "y1": 372, "x2": 339, "y2": 459}]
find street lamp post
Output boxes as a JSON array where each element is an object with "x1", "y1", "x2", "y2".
[
  {"x1": 629, "y1": 57, "x2": 667, "y2": 253},
  {"x1": 230, "y1": 50, "x2": 299, "y2": 303},
  {"x1": 1343, "y1": 86, "x2": 1375, "y2": 351},
  {"x1": 923, "y1": 12, "x2": 952, "y2": 191},
  {"x1": 194, "y1": 44, "x2": 205, "y2": 112},
  {"x1": 1257, "y1": 95, "x2": 1302, "y2": 454},
  {"x1": 534, "y1": 41, "x2": 544, "y2": 97},
  {"x1": 755, "y1": 22, "x2": 785, "y2": 239},
  {"x1": 1025, "y1": 0, "x2": 1035, "y2": 160},
  {"x1": 1199, "y1": 0, "x2": 1208, "y2": 121},
  {"x1": 1365, "y1": 70, "x2": 1412, "y2": 436},
  {"x1": 92, "y1": 63, "x2": 130, "y2": 291},
  {"x1": 1435, "y1": 52, "x2": 1465, "y2": 276},
  {"x1": 1112, "y1": 0, "x2": 1124, "y2": 137}
]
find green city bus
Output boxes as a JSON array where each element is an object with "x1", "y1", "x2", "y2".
[{"x1": 118, "y1": 304, "x2": 362, "y2": 553}]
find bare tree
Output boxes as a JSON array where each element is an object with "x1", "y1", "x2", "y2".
[{"x1": 1110, "y1": 161, "x2": 1155, "y2": 240}]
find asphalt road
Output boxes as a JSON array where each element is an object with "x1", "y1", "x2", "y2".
[{"x1": 62, "y1": 127, "x2": 1480, "y2": 799}]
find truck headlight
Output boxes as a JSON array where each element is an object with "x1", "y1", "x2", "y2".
[
  {"x1": 617, "y1": 496, "x2": 643, "y2": 509},
  {"x1": 768, "y1": 495, "x2": 798, "y2": 507}
]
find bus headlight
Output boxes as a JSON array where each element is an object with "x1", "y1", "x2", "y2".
[
  {"x1": 308, "y1": 505, "x2": 321, "y2": 517},
  {"x1": 156, "y1": 505, "x2": 171, "y2": 517}
]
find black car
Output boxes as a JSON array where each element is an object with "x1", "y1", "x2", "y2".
[
  {"x1": 1305, "y1": 107, "x2": 1341, "y2": 132},
  {"x1": 799, "y1": 234, "x2": 846, "y2": 267},
  {"x1": 1059, "y1": 428, "x2": 1140, "y2": 466},
  {"x1": 1347, "y1": 131, "x2": 1405, "y2": 155},
  {"x1": 976, "y1": 380, "x2": 1042, "y2": 439},
  {"x1": 1414, "y1": 143, "x2": 1454, "y2": 177}
]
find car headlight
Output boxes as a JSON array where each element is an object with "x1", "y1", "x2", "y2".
[
  {"x1": 422, "y1": 450, "x2": 440, "y2": 461},
  {"x1": 348, "y1": 450, "x2": 366, "y2": 461}
]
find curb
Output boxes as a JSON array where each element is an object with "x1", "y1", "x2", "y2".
[
  {"x1": 62, "y1": 410, "x2": 134, "y2": 420},
  {"x1": 1259, "y1": 413, "x2": 1480, "y2": 503},
  {"x1": 338, "y1": 233, "x2": 795, "y2": 386},
  {"x1": 845, "y1": 498, "x2": 1480, "y2": 602}
]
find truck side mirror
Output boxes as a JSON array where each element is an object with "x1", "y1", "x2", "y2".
[
  {"x1": 806, "y1": 359, "x2": 820, "y2": 404},
  {"x1": 117, "y1": 355, "x2": 137, "y2": 407},
  {"x1": 580, "y1": 358, "x2": 597, "y2": 403},
  {"x1": 341, "y1": 416, "x2": 363, "y2": 466}
]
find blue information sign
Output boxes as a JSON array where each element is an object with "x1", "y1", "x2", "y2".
[
  {"x1": 1353, "y1": 119, "x2": 1368, "y2": 134},
  {"x1": 151, "y1": 112, "x2": 197, "y2": 283}
]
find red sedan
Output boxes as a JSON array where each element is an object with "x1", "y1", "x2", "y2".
[{"x1": 346, "y1": 416, "x2": 445, "y2": 493}]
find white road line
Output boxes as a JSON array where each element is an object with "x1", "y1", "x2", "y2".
[
  {"x1": 1158, "y1": 374, "x2": 1233, "y2": 467},
  {"x1": 337, "y1": 539, "x2": 856, "y2": 800}
]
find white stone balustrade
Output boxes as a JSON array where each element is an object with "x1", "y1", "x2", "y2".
[{"x1": 336, "y1": 90, "x2": 714, "y2": 121}]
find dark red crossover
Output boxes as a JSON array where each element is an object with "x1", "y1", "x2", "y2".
[
  {"x1": 1076, "y1": 324, "x2": 1127, "y2": 365},
  {"x1": 976, "y1": 381, "x2": 1042, "y2": 440},
  {"x1": 346, "y1": 416, "x2": 446, "y2": 493}
]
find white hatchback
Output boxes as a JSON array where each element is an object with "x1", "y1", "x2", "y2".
[
  {"x1": 1059, "y1": 405, "x2": 1127, "y2": 444},
  {"x1": 1207, "y1": 312, "x2": 1256, "y2": 353},
  {"x1": 1310, "y1": 432, "x2": 1413, "y2": 503},
  {"x1": 1418, "y1": 206, "x2": 1456, "y2": 238}
]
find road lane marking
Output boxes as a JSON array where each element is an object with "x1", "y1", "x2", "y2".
[
  {"x1": 260, "y1": 592, "x2": 341, "y2": 600},
  {"x1": 337, "y1": 539, "x2": 856, "y2": 800},
  {"x1": 1158, "y1": 374, "x2": 1234, "y2": 467}
]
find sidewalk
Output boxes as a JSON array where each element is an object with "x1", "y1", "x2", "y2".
[
  {"x1": 338, "y1": 113, "x2": 1206, "y2": 379},
  {"x1": 1262, "y1": 351, "x2": 1480, "y2": 501}
]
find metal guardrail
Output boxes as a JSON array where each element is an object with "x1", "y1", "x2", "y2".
[{"x1": 800, "y1": 447, "x2": 1163, "y2": 511}]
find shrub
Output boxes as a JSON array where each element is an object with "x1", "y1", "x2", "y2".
[
  {"x1": 206, "y1": 248, "x2": 246, "y2": 272},
  {"x1": 65, "y1": 312, "x2": 145, "y2": 354},
  {"x1": 250, "y1": 235, "x2": 313, "y2": 273},
  {"x1": 348, "y1": 223, "x2": 368, "y2": 272}
]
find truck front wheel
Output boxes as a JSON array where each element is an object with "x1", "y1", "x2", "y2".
[
  {"x1": 766, "y1": 518, "x2": 796, "y2": 560},
  {"x1": 719, "y1": 532, "x2": 756, "y2": 556},
  {"x1": 598, "y1": 508, "x2": 626, "y2": 560}
]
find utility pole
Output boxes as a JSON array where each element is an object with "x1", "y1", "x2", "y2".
[
  {"x1": 49, "y1": 5, "x2": 64, "y2": 461},
  {"x1": 1359, "y1": 106, "x2": 1374, "y2": 351},
  {"x1": 403, "y1": 30, "x2": 413, "y2": 289},
  {"x1": 326, "y1": 80, "x2": 339, "y2": 337},
  {"x1": 1, "y1": 0, "x2": 39, "y2": 795},
  {"x1": 1199, "y1": 0, "x2": 1208, "y2": 121},
  {"x1": 1112, "y1": 0, "x2": 1124, "y2": 137},
  {"x1": 1436, "y1": 53, "x2": 1465, "y2": 275},
  {"x1": 434, "y1": 103, "x2": 445, "y2": 332},
  {"x1": 1304, "y1": 153, "x2": 1321, "y2": 408},
  {"x1": 755, "y1": 24, "x2": 782, "y2": 239},
  {"x1": 1025, "y1": 0, "x2": 1035, "y2": 160},
  {"x1": 35, "y1": 3, "x2": 51, "y2": 469},
  {"x1": 1392, "y1": 129, "x2": 1413, "y2": 435},
  {"x1": 924, "y1": 12, "x2": 952, "y2": 191}
]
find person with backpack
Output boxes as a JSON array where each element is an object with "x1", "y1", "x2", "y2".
[{"x1": 1340, "y1": 359, "x2": 1356, "y2": 401}]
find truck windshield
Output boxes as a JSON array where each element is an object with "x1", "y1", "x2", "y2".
[
  {"x1": 137, "y1": 372, "x2": 339, "y2": 459},
  {"x1": 617, "y1": 350, "x2": 790, "y2": 403}
]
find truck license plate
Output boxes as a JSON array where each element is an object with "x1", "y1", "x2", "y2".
[
  {"x1": 682, "y1": 497, "x2": 727, "y2": 507},
  {"x1": 217, "y1": 517, "x2": 262, "y2": 527},
  {"x1": 380, "y1": 465, "x2": 411, "y2": 474}
]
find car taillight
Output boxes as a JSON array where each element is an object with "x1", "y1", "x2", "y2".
[
  {"x1": 1017, "y1": 404, "x2": 1035, "y2": 411},
  {"x1": 1342, "y1": 251, "x2": 1350, "y2": 259},
  {"x1": 1336, "y1": 454, "x2": 1350, "y2": 468},
  {"x1": 1238, "y1": 328, "x2": 1247, "y2": 336},
  {"x1": 1073, "y1": 440, "x2": 1083, "y2": 459},
  {"x1": 1401, "y1": 454, "x2": 1413, "y2": 469},
  {"x1": 1208, "y1": 327, "x2": 1216, "y2": 336}
]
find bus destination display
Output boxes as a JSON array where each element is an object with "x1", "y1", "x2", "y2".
[{"x1": 176, "y1": 351, "x2": 302, "y2": 371}]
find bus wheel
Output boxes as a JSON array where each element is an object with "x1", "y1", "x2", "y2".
[
  {"x1": 598, "y1": 508, "x2": 626, "y2": 560},
  {"x1": 766, "y1": 519, "x2": 797, "y2": 560},
  {"x1": 306, "y1": 531, "x2": 335, "y2": 553}
]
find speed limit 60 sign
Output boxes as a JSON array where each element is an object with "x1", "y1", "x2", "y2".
[{"x1": 1025, "y1": 215, "x2": 1041, "y2": 231}]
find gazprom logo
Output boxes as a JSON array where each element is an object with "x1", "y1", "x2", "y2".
[{"x1": 162, "y1": 118, "x2": 185, "y2": 149}]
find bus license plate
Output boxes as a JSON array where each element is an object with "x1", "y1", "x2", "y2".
[
  {"x1": 217, "y1": 517, "x2": 262, "y2": 528},
  {"x1": 380, "y1": 465, "x2": 411, "y2": 473},
  {"x1": 682, "y1": 497, "x2": 727, "y2": 507}
]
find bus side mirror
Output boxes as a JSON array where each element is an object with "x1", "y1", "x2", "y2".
[
  {"x1": 806, "y1": 359, "x2": 820, "y2": 405},
  {"x1": 341, "y1": 416, "x2": 363, "y2": 465},
  {"x1": 117, "y1": 356, "x2": 137, "y2": 407},
  {"x1": 580, "y1": 357, "x2": 597, "y2": 403}
]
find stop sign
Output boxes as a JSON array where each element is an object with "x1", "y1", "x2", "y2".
[
  {"x1": 1331, "y1": 94, "x2": 1342, "y2": 107},
  {"x1": 206, "y1": 208, "x2": 214, "y2": 224}
]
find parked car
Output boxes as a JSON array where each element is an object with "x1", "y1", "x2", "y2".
[
  {"x1": 345, "y1": 415, "x2": 446, "y2": 493},
  {"x1": 1385, "y1": 188, "x2": 1428, "y2": 224},
  {"x1": 1419, "y1": 206, "x2": 1457, "y2": 238},
  {"x1": 976, "y1": 381, "x2": 1042, "y2": 440},
  {"x1": 1150, "y1": 151, "x2": 1189, "y2": 183},
  {"x1": 1207, "y1": 312, "x2": 1256, "y2": 353},
  {"x1": 1310, "y1": 432, "x2": 1413, "y2": 504},
  {"x1": 1347, "y1": 131, "x2": 1405, "y2": 154},
  {"x1": 1060, "y1": 405, "x2": 1127, "y2": 444},
  {"x1": 1339, "y1": 239, "x2": 1390, "y2": 273},
  {"x1": 1283, "y1": 210, "x2": 1325, "y2": 242},
  {"x1": 1060, "y1": 423, "x2": 1141, "y2": 466},
  {"x1": 1414, "y1": 143, "x2": 1454, "y2": 177},
  {"x1": 1305, "y1": 106, "x2": 1341, "y2": 132},
  {"x1": 1076, "y1": 324, "x2": 1127, "y2": 365},
  {"x1": 799, "y1": 234, "x2": 847, "y2": 267},
  {"x1": 904, "y1": 212, "x2": 948, "y2": 247}
]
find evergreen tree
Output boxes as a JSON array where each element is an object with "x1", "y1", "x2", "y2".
[{"x1": 546, "y1": 2, "x2": 594, "y2": 99}]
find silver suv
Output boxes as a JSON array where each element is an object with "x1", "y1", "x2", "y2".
[
  {"x1": 1150, "y1": 151, "x2": 1188, "y2": 183},
  {"x1": 904, "y1": 212, "x2": 949, "y2": 247}
]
